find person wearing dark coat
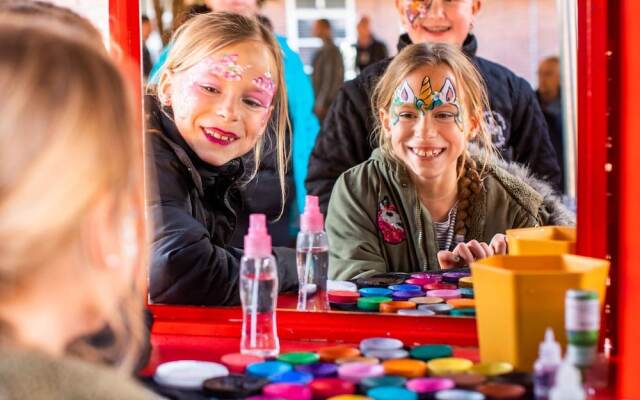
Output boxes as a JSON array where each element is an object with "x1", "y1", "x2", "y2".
[
  {"x1": 355, "y1": 16, "x2": 388, "y2": 73},
  {"x1": 146, "y1": 97, "x2": 298, "y2": 306},
  {"x1": 306, "y1": 0, "x2": 562, "y2": 214}
]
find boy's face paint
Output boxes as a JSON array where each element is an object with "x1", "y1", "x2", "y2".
[
  {"x1": 391, "y1": 76, "x2": 464, "y2": 130},
  {"x1": 397, "y1": 0, "x2": 478, "y2": 47},
  {"x1": 384, "y1": 64, "x2": 467, "y2": 188},
  {"x1": 168, "y1": 41, "x2": 277, "y2": 167}
]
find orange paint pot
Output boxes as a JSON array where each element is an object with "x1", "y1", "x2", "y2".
[
  {"x1": 318, "y1": 346, "x2": 361, "y2": 362},
  {"x1": 379, "y1": 301, "x2": 416, "y2": 313},
  {"x1": 382, "y1": 359, "x2": 428, "y2": 378},
  {"x1": 446, "y1": 298, "x2": 476, "y2": 309}
]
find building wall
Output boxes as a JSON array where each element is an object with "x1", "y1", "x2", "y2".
[{"x1": 261, "y1": 0, "x2": 560, "y2": 86}]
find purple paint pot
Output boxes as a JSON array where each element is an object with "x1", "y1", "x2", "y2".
[
  {"x1": 443, "y1": 271, "x2": 471, "y2": 284},
  {"x1": 295, "y1": 362, "x2": 338, "y2": 378},
  {"x1": 392, "y1": 290, "x2": 425, "y2": 300},
  {"x1": 411, "y1": 272, "x2": 443, "y2": 281}
]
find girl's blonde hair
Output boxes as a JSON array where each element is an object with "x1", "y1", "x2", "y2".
[
  {"x1": 0, "y1": 23, "x2": 144, "y2": 369},
  {"x1": 153, "y1": 12, "x2": 290, "y2": 212},
  {"x1": 372, "y1": 43, "x2": 497, "y2": 236}
]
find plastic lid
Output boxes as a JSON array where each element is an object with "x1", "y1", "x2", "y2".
[
  {"x1": 379, "y1": 301, "x2": 416, "y2": 313},
  {"x1": 405, "y1": 277, "x2": 439, "y2": 286},
  {"x1": 328, "y1": 280, "x2": 358, "y2": 292},
  {"x1": 406, "y1": 377, "x2": 455, "y2": 393},
  {"x1": 262, "y1": 383, "x2": 312, "y2": 400},
  {"x1": 450, "y1": 308, "x2": 476, "y2": 317},
  {"x1": 244, "y1": 214, "x2": 271, "y2": 257},
  {"x1": 409, "y1": 296, "x2": 444, "y2": 305},
  {"x1": 426, "y1": 289, "x2": 461, "y2": 299},
  {"x1": 549, "y1": 361, "x2": 586, "y2": 400},
  {"x1": 460, "y1": 288, "x2": 475, "y2": 298},
  {"x1": 318, "y1": 346, "x2": 361, "y2": 362},
  {"x1": 326, "y1": 396, "x2": 370, "y2": 400},
  {"x1": 410, "y1": 344, "x2": 453, "y2": 361},
  {"x1": 424, "y1": 282, "x2": 457, "y2": 290},
  {"x1": 435, "y1": 389, "x2": 486, "y2": 400},
  {"x1": 300, "y1": 195, "x2": 324, "y2": 232},
  {"x1": 470, "y1": 362, "x2": 514, "y2": 376},
  {"x1": 154, "y1": 360, "x2": 229, "y2": 390},
  {"x1": 419, "y1": 303, "x2": 454, "y2": 314},
  {"x1": 203, "y1": 374, "x2": 268, "y2": 397},
  {"x1": 427, "y1": 357, "x2": 473, "y2": 375},
  {"x1": 447, "y1": 299, "x2": 476, "y2": 309},
  {"x1": 477, "y1": 383, "x2": 526, "y2": 399},
  {"x1": 538, "y1": 327, "x2": 562, "y2": 365},
  {"x1": 458, "y1": 276, "x2": 474, "y2": 288},
  {"x1": 337, "y1": 362, "x2": 385, "y2": 383},
  {"x1": 220, "y1": 353, "x2": 265, "y2": 374},
  {"x1": 392, "y1": 290, "x2": 425, "y2": 300},
  {"x1": 360, "y1": 375, "x2": 407, "y2": 390},
  {"x1": 362, "y1": 348, "x2": 409, "y2": 360},
  {"x1": 411, "y1": 272, "x2": 443, "y2": 280},
  {"x1": 382, "y1": 359, "x2": 428, "y2": 378},
  {"x1": 441, "y1": 372, "x2": 487, "y2": 388},
  {"x1": 389, "y1": 284, "x2": 422, "y2": 292},
  {"x1": 269, "y1": 370, "x2": 313, "y2": 384},
  {"x1": 397, "y1": 308, "x2": 435, "y2": 316},
  {"x1": 357, "y1": 296, "x2": 393, "y2": 311},
  {"x1": 328, "y1": 290, "x2": 361, "y2": 304},
  {"x1": 335, "y1": 356, "x2": 380, "y2": 365},
  {"x1": 246, "y1": 361, "x2": 293, "y2": 379},
  {"x1": 367, "y1": 386, "x2": 418, "y2": 400},
  {"x1": 295, "y1": 362, "x2": 338, "y2": 377},
  {"x1": 360, "y1": 337, "x2": 404, "y2": 352},
  {"x1": 359, "y1": 287, "x2": 393, "y2": 297},
  {"x1": 310, "y1": 378, "x2": 356, "y2": 398},
  {"x1": 277, "y1": 352, "x2": 320, "y2": 365}
]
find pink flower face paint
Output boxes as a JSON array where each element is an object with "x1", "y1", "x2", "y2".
[
  {"x1": 404, "y1": 0, "x2": 431, "y2": 26},
  {"x1": 252, "y1": 72, "x2": 276, "y2": 97},
  {"x1": 206, "y1": 53, "x2": 251, "y2": 81}
]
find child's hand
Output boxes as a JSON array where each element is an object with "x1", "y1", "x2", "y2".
[
  {"x1": 437, "y1": 240, "x2": 494, "y2": 269},
  {"x1": 489, "y1": 233, "x2": 508, "y2": 255}
]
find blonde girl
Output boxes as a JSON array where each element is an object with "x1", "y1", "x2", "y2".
[
  {"x1": 327, "y1": 43, "x2": 572, "y2": 280},
  {"x1": 0, "y1": 22, "x2": 152, "y2": 398},
  {"x1": 146, "y1": 12, "x2": 298, "y2": 306}
]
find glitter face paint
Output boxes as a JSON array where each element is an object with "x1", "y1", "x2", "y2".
[
  {"x1": 252, "y1": 71, "x2": 276, "y2": 98},
  {"x1": 390, "y1": 76, "x2": 463, "y2": 129},
  {"x1": 207, "y1": 53, "x2": 252, "y2": 81},
  {"x1": 404, "y1": 0, "x2": 431, "y2": 26}
]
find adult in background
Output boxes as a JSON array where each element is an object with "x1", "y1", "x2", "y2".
[
  {"x1": 355, "y1": 16, "x2": 388, "y2": 74},
  {"x1": 306, "y1": 0, "x2": 562, "y2": 213},
  {"x1": 311, "y1": 19, "x2": 345, "y2": 123},
  {"x1": 536, "y1": 56, "x2": 564, "y2": 192},
  {"x1": 141, "y1": 15, "x2": 153, "y2": 80}
]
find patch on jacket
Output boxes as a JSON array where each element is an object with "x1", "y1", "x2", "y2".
[
  {"x1": 377, "y1": 196, "x2": 406, "y2": 244},
  {"x1": 484, "y1": 110, "x2": 507, "y2": 150}
]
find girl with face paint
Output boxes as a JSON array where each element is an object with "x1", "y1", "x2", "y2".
[
  {"x1": 146, "y1": 12, "x2": 298, "y2": 306},
  {"x1": 326, "y1": 43, "x2": 574, "y2": 280}
]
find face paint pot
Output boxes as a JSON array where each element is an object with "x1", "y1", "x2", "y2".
[
  {"x1": 357, "y1": 296, "x2": 393, "y2": 311},
  {"x1": 360, "y1": 375, "x2": 407, "y2": 391},
  {"x1": 337, "y1": 362, "x2": 385, "y2": 383},
  {"x1": 450, "y1": 308, "x2": 476, "y2": 317},
  {"x1": 411, "y1": 272, "x2": 443, "y2": 281},
  {"x1": 476, "y1": 383, "x2": 526, "y2": 399},
  {"x1": 419, "y1": 303, "x2": 454, "y2": 315},
  {"x1": 153, "y1": 360, "x2": 229, "y2": 390},
  {"x1": 277, "y1": 352, "x2": 320, "y2": 365},
  {"x1": 397, "y1": 308, "x2": 436, "y2": 316},
  {"x1": 379, "y1": 301, "x2": 416, "y2": 313},
  {"x1": 203, "y1": 374, "x2": 268, "y2": 398},
  {"x1": 270, "y1": 370, "x2": 313, "y2": 384},
  {"x1": 220, "y1": 353, "x2": 265, "y2": 374},
  {"x1": 441, "y1": 372, "x2": 487, "y2": 389},
  {"x1": 328, "y1": 280, "x2": 358, "y2": 292},
  {"x1": 426, "y1": 289, "x2": 461, "y2": 300},
  {"x1": 317, "y1": 346, "x2": 361, "y2": 362},
  {"x1": 295, "y1": 362, "x2": 338, "y2": 378},
  {"x1": 310, "y1": 378, "x2": 356, "y2": 398},
  {"x1": 335, "y1": 356, "x2": 380, "y2": 365},
  {"x1": 358, "y1": 287, "x2": 393, "y2": 298},
  {"x1": 458, "y1": 276, "x2": 474, "y2": 288},
  {"x1": 382, "y1": 359, "x2": 428, "y2": 378},
  {"x1": 366, "y1": 386, "x2": 418, "y2": 400},
  {"x1": 363, "y1": 348, "x2": 410, "y2": 360},
  {"x1": 405, "y1": 277, "x2": 440, "y2": 286},
  {"x1": 389, "y1": 284, "x2": 422, "y2": 292},
  {"x1": 410, "y1": 344, "x2": 453, "y2": 361},
  {"x1": 406, "y1": 377, "x2": 456, "y2": 393},
  {"x1": 447, "y1": 298, "x2": 476, "y2": 309},
  {"x1": 360, "y1": 337, "x2": 404, "y2": 352},
  {"x1": 328, "y1": 290, "x2": 360, "y2": 304},
  {"x1": 409, "y1": 296, "x2": 444, "y2": 305},
  {"x1": 443, "y1": 271, "x2": 471, "y2": 284},
  {"x1": 425, "y1": 282, "x2": 458, "y2": 291},
  {"x1": 470, "y1": 362, "x2": 514, "y2": 377},
  {"x1": 460, "y1": 287, "x2": 475, "y2": 298},
  {"x1": 246, "y1": 361, "x2": 293, "y2": 379},
  {"x1": 427, "y1": 357, "x2": 474, "y2": 376},
  {"x1": 392, "y1": 290, "x2": 425, "y2": 301},
  {"x1": 435, "y1": 389, "x2": 486, "y2": 400},
  {"x1": 262, "y1": 383, "x2": 312, "y2": 400}
]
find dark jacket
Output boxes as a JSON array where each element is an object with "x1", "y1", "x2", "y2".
[
  {"x1": 306, "y1": 34, "x2": 562, "y2": 214},
  {"x1": 145, "y1": 96, "x2": 298, "y2": 306},
  {"x1": 327, "y1": 147, "x2": 574, "y2": 280},
  {"x1": 312, "y1": 39, "x2": 345, "y2": 115},
  {"x1": 355, "y1": 37, "x2": 388, "y2": 73}
]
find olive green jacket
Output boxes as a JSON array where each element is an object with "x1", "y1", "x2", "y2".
[{"x1": 327, "y1": 148, "x2": 574, "y2": 280}]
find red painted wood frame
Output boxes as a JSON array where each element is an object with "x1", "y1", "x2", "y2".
[{"x1": 108, "y1": 0, "x2": 640, "y2": 397}]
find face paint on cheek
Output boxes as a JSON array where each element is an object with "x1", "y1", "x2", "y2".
[
  {"x1": 404, "y1": 0, "x2": 430, "y2": 26},
  {"x1": 206, "y1": 53, "x2": 252, "y2": 81},
  {"x1": 172, "y1": 77, "x2": 199, "y2": 120}
]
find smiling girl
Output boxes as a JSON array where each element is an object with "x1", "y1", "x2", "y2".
[
  {"x1": 146, "y1": 12, "x2": 297, "y2": 305},
  {"x1": 326, "y1": 43, "x2": 573, "y2": 280}
]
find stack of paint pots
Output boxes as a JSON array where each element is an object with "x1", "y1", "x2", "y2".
[
  {"x1": 153, "y1": 337, "x2": 529, "y2": 399},
  {"x1": 327, "y1": 270, "x2": 476, "y2": 317}
]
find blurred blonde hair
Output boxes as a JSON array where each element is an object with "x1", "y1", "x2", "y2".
[
  {"x1": 372, "y1": 43, "x2": 497, "y2": 236},
  {"x1": 153, "y1": 11, "x2": 290, "y2": 213},
  {"x1": 0, "y1": 23, "x2": 145, "y2": 370}
]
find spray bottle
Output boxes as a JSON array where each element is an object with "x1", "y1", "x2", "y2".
[
  {"x1": 534, "y1": 328, "x2": 563, "y2": 400},
  {"x1": 296, "y1": 195, "x2": 330, "y2": 311},
  {"x1": 240, "y1": 214, "x2": 279, "y2": 357}
]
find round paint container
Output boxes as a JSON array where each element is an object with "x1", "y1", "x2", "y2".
[
  {"x1": 410, "y1": 344, "x2": 453, "y2": 361},
  {"x1": 382, "y1": 359, "x2": 428, "y2": 378},
  {"x1": 447, "y1": 298, "x2": 476, "y2": 309},
  {"x1": 427, "y1": 357, "x2": 473, "y2": 375},
  {"x1": 450, "y1": 308, "x2": 476, "y2": 317},
  {"x1": 460, "y1": 287, "x2": 475, "y2": 299},
  {"x1": 360, "y1": 375, "x2": 407, "y2": 391},
  {"x1": 458, "y1": 276, "x2": 473, "y2": 288},
  {"x1": 326, "y1": 396, "x2": 372, "y2": 400},
  {"x1": 295, "y1": 362, "x2": 338, "y2": 378},
  {"x1": 477, "y1": 383, "x2": 526, "y2": 399},
  {"x1": 363, "y1": 348, "x2": 409, "y2": 360},
  {"x1": 411, "y1": 272, "x2": 443, "y2": 280},
  {"x1": 426, "y1": 289, "x2": 461, "y2": 300},
  {"x1": 367, "y1": 386, "x2": 418, "y2": 400},
  {"x1": 357, "y1": 296, "x2": 392, "y2": 311},
  {"x1": 418, "y1": 303, "x2": 454, "y2": 315},
  {"x1": 310, "y1": 378, "x2": 356, "y2": 398},
  {"x1": 435, "y1": 389, "x2": 486, "y2": 400},
  {"x1": 409, "y1": 296, "x2": 444, "y2": 305},
  {"x1": 154, "y1": 360, "x2": 229, "y2": 390},
  {"x1": 360, "y1": 337, "x2": 404, "y2": 352},
  {"x1": 246, "y1": 361, "x2": 292, "y2": 379},
  {"x1": 335, "y1": 356, "x2": 380, "y2": 365},
  {"x1": 443, "y1": 271, "x2": 470, "y2": 284},
  {"x1": 424, "y1": 282, "x2": 457, "y2": 291},
  {"x1": 392, "y1": 290, "x2": 425, "y2": 301},
  {"x1": 337, "y1": 362, "x2": 385, "y2": 383},
  {"x1": 359, "y1": 287, "x2": 393, "y2": 297},
  {"x1": 389, "y1": 284, "x2": 422, "y2": 292},
  {"x1": 330, "y1": 302, "x2": 358, "y2": 311},
  {"x1": 355, "y1": 274, "x2": 406, "y2": 288},
  {"x1": 220, "y1": 353, "x2": 264, "y2": 374},
  {"x1": 470, "y1": 362, "x2": 514, "y2": 376},
  {"x1": 270, "y1": 370, "x2": 313, "y2": 384},
  {"x1": 262, "y1": 383, "x2": 312, "y2": 400},
  {"x1": 328, "y1": 290, "x2": 360, "y2": 304},
  {"x1": 441, "y1": 372, "x2": 487, "y2": 389},
  {"x1": 405, "y1": 277, "x2": 439, "y2": 286},
  {"x1": 397, "y1": 308, "x2": 435, "y2": 316},
  {"x1": 203, "y1": 374, "x2": 268, "y2": 398},
  {"x1": 317, "y1": 346, "x2": 360, "y2": 362},
  {"x1": 406, "y1": 377, "x2": 455, "y2": 393},
  {"x1": 277, "y1": 352, "x2": 320, "y2": 365},
  {"x1": 328, "y1": 280, "x2": 358, "y2": 292},
  {"x1": 379, "y1": 301, "x2": 416, "y2": 313}
]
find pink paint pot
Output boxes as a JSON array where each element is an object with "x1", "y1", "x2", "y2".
[
  {"x1": 337, "y1": 362, "x2": 385, "y2": 383},
  {"x1": 405, "y1": 277, "x2": 440, "y2": 286},
  {"x1": 262, "y1": 383, "x2": 312, "y2": 400},
  {"x1": 426, "y1": 289, "x2": 461, "y2": 300},
  {"x1": 407, "y1": 377, "x2": 456, "y2": 393}
]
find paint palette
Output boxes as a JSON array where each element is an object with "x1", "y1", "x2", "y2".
[{"x1": 328, "y1": 268, "x2": 476, "y2": 317}]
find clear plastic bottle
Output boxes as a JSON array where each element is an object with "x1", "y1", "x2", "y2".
[
  {"x1": 296, "y1": 195, "x2": 330, "y2": 311},
  {"x1": 534, "y1": 328, "x2": 562, "y2": 400},
  {"x1": 240, "y1": 214, "x2": 279, "y2": 357},
  {"x1": 549, "y1": 361, "x2": 586, "y2": 400}
]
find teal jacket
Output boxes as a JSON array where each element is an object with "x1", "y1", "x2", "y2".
[{"x1": 149, "y1": 36, "x2": 319, "y2": 213}]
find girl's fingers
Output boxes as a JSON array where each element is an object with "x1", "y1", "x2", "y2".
[
  {"x1": 490, "y1": 234, "x2": 508, "y2": 255},
  {"x1": 437, "y1": 250, "x2": 461, "y2": 269},
  {"x1": 480, "y1": 242, "x2": 494, "y2": 258},
  {"x1": 465, "y1": 240, "x2": 489, "y2": 259},
  {"x1": 453, "y1": 242, "x2": 475, "y2": 265}
]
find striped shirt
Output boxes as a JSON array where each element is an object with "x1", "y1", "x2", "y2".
[{"x1": 434, "y1": 206, "x2": 458, "y2": 251}]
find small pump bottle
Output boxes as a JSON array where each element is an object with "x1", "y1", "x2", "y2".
[
  {"x1": 296, "y1": 196, "x2": 330, "y2": 311},
  {"x1": 240, "y1": 214, "x2": 280, "y2": 357},
  {"x1": 534, "y1": 328, "x2": 563, "y2": 400}
]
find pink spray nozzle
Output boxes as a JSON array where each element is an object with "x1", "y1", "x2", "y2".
[
  {"x1": 244, "y1": 213, "x2": 272, "y2": 257},
  {"x1": 300, "y1": 195, "x2": 324, "y2": 232}
]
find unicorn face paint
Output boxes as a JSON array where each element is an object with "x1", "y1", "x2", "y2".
[
  {"x1": 385, "y1": 63, "x2": 466, "y2": 185},
  {"x1": 168, "y1": 41, "x2": 277, "y2": 167}
]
